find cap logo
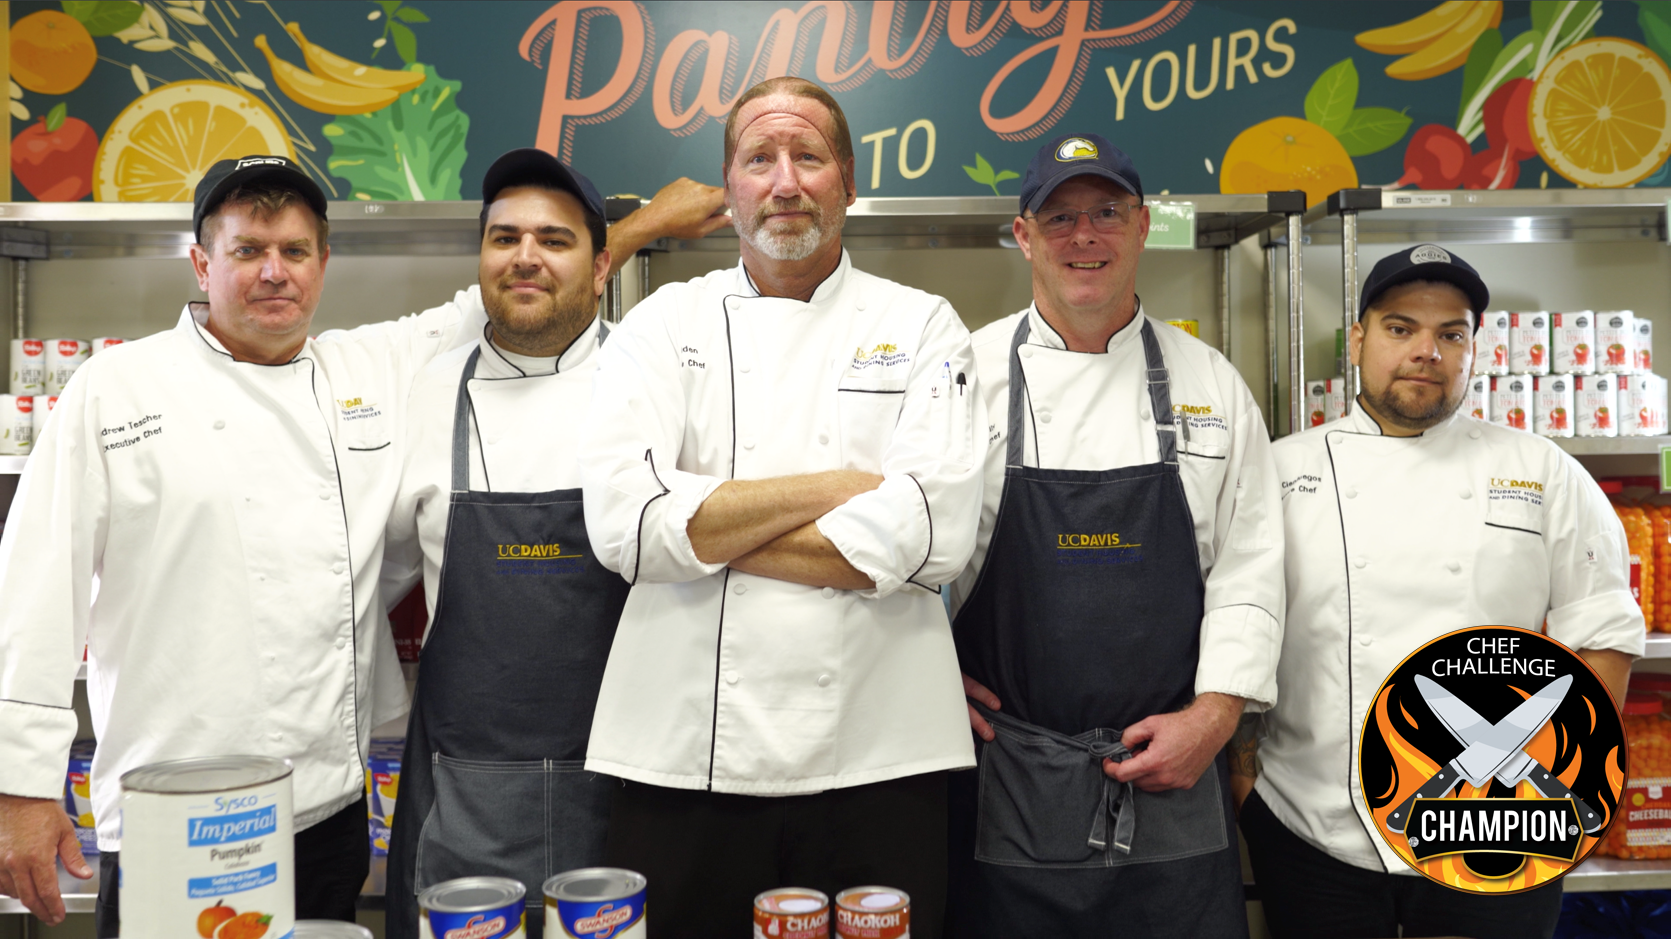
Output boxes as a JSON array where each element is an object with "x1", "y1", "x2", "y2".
[
  {"x1": 1055, "y1": 138, "x2": 1098, "y2": 162},
  {"x1": 1409, "y1": 244, "x2": 1452, "y2": 264},
  {"x1": 235, "y1": 157, "x2": 288, "y2": 170}
]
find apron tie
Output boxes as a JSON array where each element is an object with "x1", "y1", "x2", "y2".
[{"x1": 1086, "y1": 737, "x2": 1137, "y2": 855}]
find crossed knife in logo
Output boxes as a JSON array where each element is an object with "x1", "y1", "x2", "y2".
[{"x1": 1360, "y1": 626, "x2": 1625, "y2": 893}]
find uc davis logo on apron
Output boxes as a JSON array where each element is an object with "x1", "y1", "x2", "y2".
[
  {"x1": 1359, "y1": 626, "x2": 1624, "y2": 892},
  {"x1": 1055, "y1": 532, "x2": 1144, "y2": 566},
  {"x1": 495, "y1": 543, "x2": 586, "y2": 576}
]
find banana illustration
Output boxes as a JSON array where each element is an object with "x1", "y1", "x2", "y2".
[
  {"x1": 1383, "y1": 1, "x2": 1501, "y2": 80},
  {"x1": 254, "y1": 34, "x2": 401, "y2": 115},
  {"x1": 285, "y1": 22, "x2": 424, "y2": 93},
  {"x1": 1356, "y1": 1, "x2": 1482, "y2": 55}
]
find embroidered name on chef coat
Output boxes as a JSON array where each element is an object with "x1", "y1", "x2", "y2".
[{"x1": 100, "y1": 413, "x2": 163, "y2": 452}]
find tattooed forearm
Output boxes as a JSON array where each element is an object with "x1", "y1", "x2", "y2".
[{"x1": 1227, "y1": 713, "x2": 1262, "y2": 779}]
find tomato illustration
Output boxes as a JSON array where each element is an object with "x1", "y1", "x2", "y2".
[
  {"x1": 1310, "y1": 409, "x2": 1325, "y2": 427},
  {"x1": 1608, "y1": 343, "x2": 1627, "y2": 366},
  {"x1": 1472, "y1": 407, "x2": 1485, "y2": 419},
  {"x1": 1531, "y1": 344, "x2": 1545, "y2": 366},
  {"x1": 1551, "y1": 407, "x2": 1568, "y2": 430},
  {"x1": 1574, "y1": 343, "x2": 1590, "y2": 365},
  {"x1": 12, "y1": 103, "x2": 96, "y2": 201},
  {"x1": 1597, "y1": 406, "x2": 1612, "y2": 429},
  {"x1": 1494, "y1": 344, "x2": 1507, "y2": 366},
  {"x1": 1509, "y1": 407, "x2": 1526, "y2": 429}
]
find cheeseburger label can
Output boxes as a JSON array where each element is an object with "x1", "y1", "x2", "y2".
[
  {"x1": 1509, "y1": 313, "x2": 1550, "y2": 375},
  {"x1": 9, "y1": 338, "x2": 43, "y2": 394},
  {"x1": 1636, "y1": 318, "x2": 1654, "y2": 373},
  {"x1": 1597, "y1": 311, "x2": 1635, "y2": 374},
  {"x1": 1534, "y1": 374, "x2": 1574, "y2": 438},
  {"x1": 418, "y1": 877, "x2": 526, "y2": 939},
  {"x1": 118, "y1": 756, "x2": 294, "y2": 939},
  {"x1": 1473, "y1": 311, "x2": 1509, "y2": 376},
  {"x1": 544, "y1": 868, "x2": 647, "y2": 939},
  {"x1": 1490, "y1": 375, "x2": 1532, "y2": 431},
  {"x1": 0, "y1": 395, "x2": 33, "y2": 455},
  {"x1": 834, "y1": 887, "x2": 910, "y2": 939},
  {"x1": 1551, "y1": 312, "x2": 1595, "y2": 375},
  {"x1": 755, "y1": 888, "x2": 830, "y2": 939},
  {"x1": 1464, "y1": 376, "x2": 1490, "y2": 422},
  {"x1": 1575, "y1": 374, "x2": 1619, "y2": 437},
  {"x1": 44, "y1": 339, "x2": 90, "y2": 395},
  {"x1": 91, "y1": 337, "x2": 126, "y2": 354}
]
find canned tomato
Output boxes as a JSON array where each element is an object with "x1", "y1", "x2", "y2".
[
  {"x1": 1551, "y1": 312, "x2": 1595, "y2": 375},
  {"x1": 44, "y1": 339, "x2": 90, "y2": 395},
  {"x1": 293, "y1": 922, "x2": 375, "y2": 938},
  {"x1": 1509, "y1": 313, "x2": 1549, "y2": 375},
  {"x1": 545, "y1": 867, "x2": 647, "y2": 939},
  {"x1": 118, "y1": 756, "x2": 294, "y2": 939},
  {"x1": 1490, "y1": 375, "x2": 1532, "y2": 431},
  {"x1": 1304, "y1": 377, "x2": 1345, "y2": 428},
  {"x1": 1575, "y1": 374, "x2": 1618, "y2": 438},
  {"x1": 1598, "y1": 311, "x2": 1635, "y2": 374},
  {"x1": 1473, "y1": 311, "x2": 1509, "y2": 376},
  {"x1": 9, "y1": 338, "x2": 43, "y2": 394},
  {"x1": 1534, "y1": 374, "x2": 1574, "y2": 438},
  {"x1": 1464, "y1": 375, "x2": 1489, "y2": 422},
  {"x1": 755, "y1": 888, "x2": 830, "y2": 939},
  {"x1": 1636, "y1": 318, "x2": 1654, "y2": 373},
  {"x1": 834, "y1": 886, "x2": 909, "y2": 939},
  {"x1": 419, "y1": 877, "x2": 526, "y2": 939}
]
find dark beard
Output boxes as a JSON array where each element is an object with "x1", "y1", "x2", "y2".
[
  {"x1": 1359, "y1": 378, "x2": 1463, "y2": 431},
  {"x1": 482, "y1": 274, "x2": 598, "y2": 355}
]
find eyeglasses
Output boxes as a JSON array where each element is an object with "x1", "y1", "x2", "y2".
[{"x1": 1025, "y1": 201, "x2": 1141, "y2": 236}]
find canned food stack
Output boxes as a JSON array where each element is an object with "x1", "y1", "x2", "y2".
[
  {"x1": 1472, "y1": 312, "x2": 1509, "y2": 376},
  {"x1": 1595, "y1": 691, "x2": 1671, "y2": 859},
  {"x1": 1533, "y1": 375, "x2": 1573, "y2": 438},
  {"x1": 9, "y1": 336, "x2": 119, "y2": 396},
  {"x1": 1463, "y1": 376, "x2": 1489, "y2": 422},
  {"x1": 1470, "y1": 311, "x2": 1665, "y2": 436},
  {"x1": 1304, "y1": 377, "x2": 1346, "y2": 428},
  {"x1": 1490, "y1": 375, "x2": 1532, "y2": 431}
]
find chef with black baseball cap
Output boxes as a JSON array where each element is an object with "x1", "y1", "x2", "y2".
[
  {"x1": 947, "y1": 132, "x2": 1283, "y2": 937},
  {"x1": 1241, "y1": 244, "x2": 1641, "y2": 939}
]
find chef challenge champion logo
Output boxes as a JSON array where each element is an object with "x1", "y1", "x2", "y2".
[{"x1": 1360, "y1": 627, "x2": 1624, "y2": 892}]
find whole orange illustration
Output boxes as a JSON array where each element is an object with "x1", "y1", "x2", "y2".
[
  {"x1": 1220, "y1": 117, "x2": 1358, "y2": 209},
  {"x1": 10, "y1": 11, "x2": 96, "y2": 96}
]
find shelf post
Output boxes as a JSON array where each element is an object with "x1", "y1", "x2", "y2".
[
  {"x1": 1215, "y1": 245, "x2": 1232, "y2": 362},
  {"x1": 1267, "y1": 191, "x2": 1307, "y2": 436},
  {"x1": 11, "y1": 258, "x2": 24, "y2": 342},
  {"x1": 1328, "y1": 189, "x2": 1382, "y2": 416},
  {"x1": 1263, "y1": 240, "x2": 1279, "y2": 437}
]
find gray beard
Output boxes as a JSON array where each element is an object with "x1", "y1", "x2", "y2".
[{"x1": 743, "y1": 222, "x2": 823, "y2": 260}]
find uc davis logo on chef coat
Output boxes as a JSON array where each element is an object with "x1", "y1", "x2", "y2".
[{"x1": 1359, "y1": 626, "x2": 1623, "y2": 893}]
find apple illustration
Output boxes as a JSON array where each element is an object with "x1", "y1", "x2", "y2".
[
  {"x1": 1509, "y1": 407, "x2": 1526, "y2": 429},
  {"x1": 1574, "y1": 343, "x2": 1590, "y2": 365},
  {"x1": 13, "y1": 103, "x2": 96, "y2": 201},
  {"x1": 1531, "y1": 344, "x2": 1545, "y2": 366}
]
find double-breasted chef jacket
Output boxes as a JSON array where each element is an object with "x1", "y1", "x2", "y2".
[
  {"x1": 950, "y1": 304, "x2": 1285, "y2": 707},
  {"x1": 1259, "y1": 406, "x2": 1645, "y2": 873},
  {"x1": 579, "y1": 252, "x2": 986, "y2": 794},
  {"x1": 0, "y1": 296, "x2": 479, "y2": 849}
]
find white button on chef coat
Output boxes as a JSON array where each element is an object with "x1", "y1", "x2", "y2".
[
  {"x1": 949, "y1": 305, "x2": 1285, "y2": 707},
  {"x1": 1258, "y1": 407, "x2": 1644, "y2": 874},
  {"x1": 580, "y1": 253, "x2": 985, "y2": 794},
  {"x1": 384, "y1": 320, "x2": 605, "y2": 629},
  {"x1": 0, "y1": 293, "x2": 482, "y2": 849}
]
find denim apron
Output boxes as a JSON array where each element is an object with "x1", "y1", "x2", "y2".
[
  {"x1": 387, "y1": 339, "x2": 631, "y2": 938},
  {"x1": 948, "y1": 317, "x2": 1245, "y2": 937}
]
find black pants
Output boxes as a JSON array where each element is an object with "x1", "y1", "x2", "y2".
[
  {"x1": 96, "y1": 794, "x2": 370, "y2": 938},
  {"x1": 1240, "y1": 789, "x2": 1563, "y2": 939},
  {"x1": 605, "y1": 772, "x2": 947, "y2": 939}
]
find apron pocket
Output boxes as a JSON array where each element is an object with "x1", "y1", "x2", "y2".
[
  {"x1": 415, "y1": 754, "x2": 547, "y2": 892},
  {"x1": 974, "y1": 724, "x2": 1109, "y2": 867},
  {"x1": 546, "y1": 761, "x2": 615, "y2": 873},
  {"x1": 973, "y1": 725, "x2": 1231, "y2": 869}
]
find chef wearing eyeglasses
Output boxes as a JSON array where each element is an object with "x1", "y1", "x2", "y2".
[{"x1": 948, "y1": 133, "x2": 1284, "y2": 938}]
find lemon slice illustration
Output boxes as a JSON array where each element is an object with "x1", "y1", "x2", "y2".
[{"x1": 93, "y1": 81, "x2": 294, "y2": 202}]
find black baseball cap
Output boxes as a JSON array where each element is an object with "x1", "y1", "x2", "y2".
[
  {"x1": 1019, "y1": 133, "x2": 1143, "y2": 215},
  {"x1": 193, "y1": 155, "x2": 327, "y2": 244},
  {"x1": 1359, "y1": 244, "x2": 1491, "y2": 323},
  {"x1": 481, "y1": 148, "x2": 605, "y2": 220}
]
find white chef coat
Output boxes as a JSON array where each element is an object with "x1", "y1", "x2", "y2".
[
  {"x1": 1258, "y1": 406, "x2": 1644, "y2": 873},
  {"x1": 949, "y1": 304, "x2": 1285, "y2": 708},
  {"x1": 579, "y1": 252, "x2": 985, "y2": 794},
  {"x1": 0, "y1": 295, "x2": 480, "y2": 849},
  {"x1": 383, "y1": 319, "x2": 605, "y2": 627}
]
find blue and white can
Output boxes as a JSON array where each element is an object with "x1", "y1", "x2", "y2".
[
  {"x1": 545, "y1": 868, "x2": 648, "y2": 939},
  {"x1": 418, "y1": 877, "x2": 526, "y2": 939}
]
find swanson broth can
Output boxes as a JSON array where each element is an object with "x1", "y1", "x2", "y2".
[
  {"x1": 419, "y1": 877, "x2": 526, "y2": 939},
  {"x1": 119, "y1": 756, "x2": 294, "y2": 939},
  {"x1": 546, "y1": 868, "x2": 648, "y2": 939}
]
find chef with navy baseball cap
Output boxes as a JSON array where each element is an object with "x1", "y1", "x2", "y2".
[
  {"x1": 946, "y1": 132, "x2": 1284, "y2": 937},
  {"x1": 1242, "y1": 243, "x2": 1641, "y2": 939}
]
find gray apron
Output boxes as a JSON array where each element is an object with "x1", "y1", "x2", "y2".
[
  {"x1": 386, "y1": 339, "x2": 630, "y2": 939},
  {"x1": 948, "y1": 317, "x2": 1246, "y2": 938}
]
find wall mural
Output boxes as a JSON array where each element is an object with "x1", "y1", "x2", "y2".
[{"x1": 9, "y1": 0, "x2": 1671, "y2": 207}]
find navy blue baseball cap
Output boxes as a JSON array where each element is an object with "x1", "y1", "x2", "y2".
[
  {"x1": 1359, "y1": 244, "x2": 1490, "y2": 323},
  {"x1": 481, "y1": 148, "x2": 605, "y2": 220},
  {"x1": 1019, "y1": 133, "x2": 1143, "y2": 215},
  {"x1": 193, "y1": 155, "x2": 327, "y2": 244}
]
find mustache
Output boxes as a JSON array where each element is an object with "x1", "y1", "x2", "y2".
[
  {"x1": 754, "y1": 196, "x2": 822, "y2": 228},
  {"x1": 1393, "y1": 368, "x2": 1448, "y2": 383}
]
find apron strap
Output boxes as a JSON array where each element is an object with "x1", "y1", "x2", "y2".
[
  {"x1": 1006, "y1": 312, "x2": 1178, "y2": 469},
  {"x1": 973, "y1": 702, "x2": 1138, "y2": 855},
  {"x1": 450, "y1": 347, "x2": 483, "y2": 493},
  {"x1": 450, "y1": 322, "x2": 609, "y2": 493}
]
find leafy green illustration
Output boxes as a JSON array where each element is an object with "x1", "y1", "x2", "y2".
[
  {"x1": 59, "y1": 0, "x2": 143, "y2": 37},
  {"x1": 1532, "y1": 0, "x2": 1600, "y2": 51},
  {"x1": 1305, "y1": 59, "x2": 1358, "y2": 136},
  {"x1": 962, "y1": 153, "x2": 1019, "y2": 196},
  {"x1": 44, "y1": 102, "x2": 68, "y2": 133},
  {"x1": 1640, "y1": 2, "x2": 1671, "y2": 66},
  {"x1": 1456, "y1": 27, "x2": 1505, "y2": 125},
  {"x1": 373, "y1": 1, "x2": 430, "y2": 66},
  {"x1": 1335, "y1": 107, "x2": 1412, "y2": 156},
  {"x1": 323, "y1": 63, "x2": 469, "y2": 201},
  {"x1": 1457, "y1": 29, "x2": 1542, "y2": 141}
]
